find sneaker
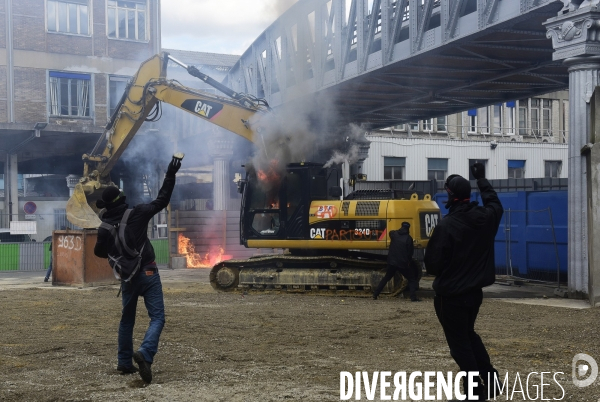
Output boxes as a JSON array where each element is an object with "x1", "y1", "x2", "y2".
[
  {"x1": 116, "y1": 364, "x2": 138, "y2": 374},
  {"x1": 133, "y1": 351, "x2": 152, "y2": 383},
  {"x1": 44, "y1": 277, "x2": 49, "y2": 283},
  {"x1": 372, "y1": 293, "x2": 378, "y2": 300}
]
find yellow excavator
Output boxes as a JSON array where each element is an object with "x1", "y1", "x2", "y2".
[
  {"x1": 66, "y1": 51, "x2": 269, "y2": 229},
  {"x1": 67, "y1": 52, "x2": 441, "y2": 296}
]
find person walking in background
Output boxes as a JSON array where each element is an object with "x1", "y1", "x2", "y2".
[
  {"x1": 373, "y1": 221, "x2": 419, "y2": 301},
  {"x1": 44, "y1": 241, "x2": 52, "y2": 282},
  {"x1": 94, "y1": 155, "x2": 182, "y2": 383},
  {"x1": 424, "y1": 163, "x2": 504, "y2": 400}
]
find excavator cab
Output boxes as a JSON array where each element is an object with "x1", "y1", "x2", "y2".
[{"x1": 240, "y1": 163, "x2": 335, "y2": 245}]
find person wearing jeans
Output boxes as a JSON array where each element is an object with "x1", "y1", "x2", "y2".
[
  {"x1": 94, "y1": 155, "x2": 182, "y2": 383},
  {"x1": 44, "y1": 242, "x2": 52, "y2": 282},
  {"x1": 119, "y1": 264, "x2": 165, "y2": 370}
]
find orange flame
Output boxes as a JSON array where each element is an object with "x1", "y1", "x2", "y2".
[
  {"x1": 177, "y1": 233, "x2": 230, "y2": 268},
  {"x1": 257, "y1": 159, "x2": 281, "y2": 183}
]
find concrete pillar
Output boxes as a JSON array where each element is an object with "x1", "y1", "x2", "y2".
[
  {"x1": 567, "y1": 60, "x2": 599, "y2": 299},
  {"x1": 209, "y1": 137, "x2": 233, "y2": 211},
  {"x1": 545, "y1": 5, "x2": 600, "y2": 301}
]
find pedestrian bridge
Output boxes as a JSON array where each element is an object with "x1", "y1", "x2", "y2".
[{"x1": 224, "y1": 0, "x2": 567, "y2": 129}]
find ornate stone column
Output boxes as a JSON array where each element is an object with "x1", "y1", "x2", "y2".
[
  {"x1": 209, "y1": 137, "x2": 234, "y2": 211},
  {"x1": 65, "y1": 174, "x2": 80, "y2": 196},
  {"x1": 545, "y1": 2, "x2": 600, "y2": 302}
]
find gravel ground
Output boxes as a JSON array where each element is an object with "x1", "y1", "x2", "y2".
[{"x1": 0, "y1": 270, "x2": 599, "y2": 401}]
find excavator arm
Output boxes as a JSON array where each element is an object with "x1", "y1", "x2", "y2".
[{"x1": 66, "y1": 52, "x2": 267, "y2": 228}]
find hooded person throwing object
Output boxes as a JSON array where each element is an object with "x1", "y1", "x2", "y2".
[
  {"x1": 424, "y1": 163, "x2": 503, "y2": 400},
  {"x1": 94, "y1": 155, "x2": 182, "y2": 383},
  {"x1": 373, "y1": 221, "x2": 419, "y2": 301}
]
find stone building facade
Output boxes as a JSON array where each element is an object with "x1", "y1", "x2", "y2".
[{"x1": 0, "y1": 0, "x2": 160, "y2": 235}]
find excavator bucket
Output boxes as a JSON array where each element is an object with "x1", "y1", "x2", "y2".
[{"x1": 66, "y1": 183, "x2": 102, "y2": 229}]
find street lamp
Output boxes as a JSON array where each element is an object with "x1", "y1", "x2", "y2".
[
  {"x1": 34, "y1": 122, "x2": 47, "y2": 137},
  {"x1": 8, "y1": 122, "x2": 48, "y2": 154}
]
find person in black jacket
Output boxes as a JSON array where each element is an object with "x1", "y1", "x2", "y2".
[
  {"x1": 373, "y1": 222, "x2": 419, "y2": 301},
  {"x1": 424, "y1": 163, "x2": 503, "y2": 400},
  {"x1": 94, "y1": 156, "x2": 182, "y2": 383}
]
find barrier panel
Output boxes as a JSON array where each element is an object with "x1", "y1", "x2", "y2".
[{"x1": 433, "y1": 190, "x2": 568, "y2": 285}]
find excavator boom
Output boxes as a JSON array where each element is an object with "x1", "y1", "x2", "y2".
[{"x1": 67, "y1": 52, "x2": 267, "y2": 228}]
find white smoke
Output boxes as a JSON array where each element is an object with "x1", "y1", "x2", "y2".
[
  {"x1": 323, "y1": 144, "x2": 359, "y2": 168},
  {"x1": 323, "y1": 123, "x2": 367, "y2": 168}
]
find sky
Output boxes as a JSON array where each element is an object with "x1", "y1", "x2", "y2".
[{"x1": 160, "y1": 0, "x2": 299, "y2": 55}]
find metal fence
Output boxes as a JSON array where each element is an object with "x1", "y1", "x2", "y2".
[
  {"x1": 501, "y1": 208, "x2": 565, "y2": 288},
  {"x1": 0, "y1": 239, "x2": 168, "y2": 272},
  {"x1": 0, "y1": 242, "x2": 51, "y2": 271},
  {"x1": 433, "y1": 189, "x2": 568, "y2": 288}
]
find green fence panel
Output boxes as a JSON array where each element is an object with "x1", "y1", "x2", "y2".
[
  {"x1": 0, "y1": 244, "x2": 19, "y2": 271},
  {"x1": 150, "y1": 239, "x2": 168, "y2": 264}
]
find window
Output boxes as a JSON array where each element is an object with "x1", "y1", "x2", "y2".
[
  {"x1": 109, "y1": 75, "x2": 130, "y2": 116},
  {"x1": 531, "y1": 99, "x2": 540, "y2": 136},
  {"x1": 384, "y1": 157, "x2": 405, "y2": 180},
  {"x1": 47, "y1": 0, "x2": 89, "y2": 35},
  {"x1": 409, "y1": 121, "x2": 419, "y2": 132},
  {"x1": 479, "y1": 107, "x2": 489, "y2": 133},
  {"x1": 506, "y1": 101, "x2": 515, "y2": 135},
  {"x1": 508, "y1": 160, "x2": 525, "y2": 179},
  {"x1": 468, "y1": 159, "x2": 487, "y2": 180},
  {"x1": 467, "y1": 110, "x2": 477, "y2": 133},
  {"x1": 545, "y1": 161, "x2": 562, "y2": 178},
  {"x1": 493, "y1": 104, "x2": 502, "y2": 134},
  {"x1": 518, "y1": 99, "x2": 528, "y2": 135},
  {"x1": 423, "y1": 118, "x2": 433, "y2": 131},
  {"x1": 436, "y1": 116, "x2": 447, "y2": 132},
  {"x1": 107, "y1": 0, "x2": 147, "y2": 41},
  {"x1": 49, "y1": 71, "x2": 91, "y2": 117},
  {"x1": 427, "y1": 158, "x2": 448, "y2": 181},
  {"x1": 54, "y1": 209, "x2": 76, "y2": 230},
  {"x1": 542, "y1": 99, "x2": 552, "y2": 136}
]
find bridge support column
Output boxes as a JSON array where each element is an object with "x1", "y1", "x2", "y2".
[
  {"x1": 209, "y1": 137, "x2": 233, "y2": 211},
  {"x1": 546, "y1": 6, "x2": 600, "y2": 303}
]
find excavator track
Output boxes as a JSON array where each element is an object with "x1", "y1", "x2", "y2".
[{"x1": 210, "y1": 254, "x2": 408, "y2": 296}]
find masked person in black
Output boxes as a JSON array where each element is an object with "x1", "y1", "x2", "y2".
[
  {"x1": 424, "y1": 163, "x2": 503, "y2": 400},
  {"x1": 373, "y1": 222, "x2": 419, "y2": 301},
  {"x1": 94, "y1": 155, "x2": 182, "y2": 384}
]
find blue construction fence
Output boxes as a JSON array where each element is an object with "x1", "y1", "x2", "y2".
[{"x1": 433, "y1": 190, "x2": 567, "y2": 283}]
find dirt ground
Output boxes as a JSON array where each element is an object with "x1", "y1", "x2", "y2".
[{"x1": 1, "y1": 269, "x2": 599, "y2": 402}]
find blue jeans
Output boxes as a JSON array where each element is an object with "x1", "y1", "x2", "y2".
[
  {"x1": 118, "y1": 269, "x2": 165, "y2": 367},
  {"x1": 45, "y1": 256, "x2": 53, "y2": 280}
]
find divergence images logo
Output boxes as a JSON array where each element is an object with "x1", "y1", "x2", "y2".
[
  {"x1": 573, "y1": 353, "x2": 598, "y2": 388},
  {"x1": 181, "y1": 99, "x2": 224, "y2": 120}
]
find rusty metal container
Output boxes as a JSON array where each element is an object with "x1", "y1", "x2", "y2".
[{"x1": 52, "y1": 229, "x2": 118, "y2": 286}]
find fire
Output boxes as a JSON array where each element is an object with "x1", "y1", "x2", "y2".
[
  {"x1": 177, "y1": 233, "x2": 231, "y2": 268},
  {"x1": 257, "y1": 159, "x2": 281, "y2": 183}
]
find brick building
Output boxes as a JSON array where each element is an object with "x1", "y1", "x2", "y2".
[{"x1": 0, "y1": 0, "x2": 160, "y2": 237}]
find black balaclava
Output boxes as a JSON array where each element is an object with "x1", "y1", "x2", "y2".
[
  {"x1": 444, "y1": 175, "x2": 471, "y2": 209},
  {"x1": 96, "y1": 186, "x2": 127, "y2": 210}
]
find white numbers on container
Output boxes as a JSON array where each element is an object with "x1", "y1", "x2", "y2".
[{"x1": 57, "y1": 235, "x2": 82, "y2": 251}]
